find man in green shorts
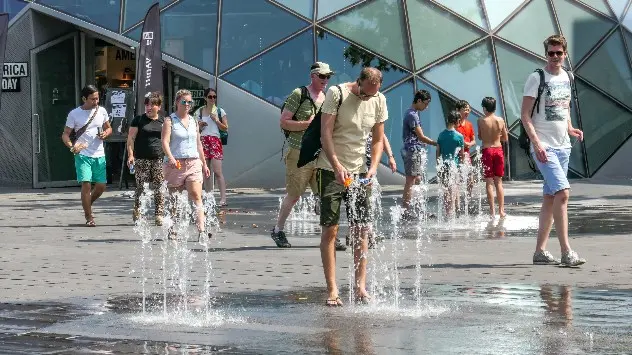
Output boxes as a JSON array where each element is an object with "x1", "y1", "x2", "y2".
[
  {"x1": 61, "y1": 85, "x2": 112, "y2": 227},
  {"x1": 317, "y1": 67, "x2": 388, "y2": 306}
]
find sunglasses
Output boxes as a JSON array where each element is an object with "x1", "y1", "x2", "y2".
[
  {"x1": 316, "y1": 74, "x2": 331, "y2": 80},
  {"x1": 180, "y1": 100, "x2": 193, "y2": 105},
  {"x1": 207, "y1": 95, "x2": 217, "y2": 99},
  {"x1": 547, "y1": 50, "x2": 564, "y2": 57}
]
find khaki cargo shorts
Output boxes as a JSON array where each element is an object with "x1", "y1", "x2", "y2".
[{"x1": 284, "y1": 147, "x2": 318, "y2": 197}]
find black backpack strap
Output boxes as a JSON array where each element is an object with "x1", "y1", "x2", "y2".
[
  {"x1": 336, "y1": 85, "x2": 343, "y2": 110},
  {"x1": 530, "y1": 69, "x2": 546, "y2": 117},
  {"x1": 562, "y1": 68, "x2": 579, "y2": 110}
]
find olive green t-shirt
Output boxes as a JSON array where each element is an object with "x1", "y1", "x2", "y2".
[
  {"x1": 283, "y1": 87, "x2": 319, "y2": 149},
  {"x1": 316, "y1": 83, "x2": 388, "y2": 174}
]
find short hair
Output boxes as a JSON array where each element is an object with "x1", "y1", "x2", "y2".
[
  {"x1": 447, "y1": 110, "x2": 460, "y2": 125},
  {"x1": 455, "y1": 100, "x2": 470, "y2": 111},
  {"x1": 81, "y1": 85, "x2": 98, "y2": 100},
  {"x1": 481, "y1": 97, "x2": 496, "y2": 113},
  {"x1": 174, "y1": 89, "x2": 192, "y2": 104},
  {"x1": 358, "y1": 67, "x2": 383, "y2": 85},
  {"x1": 413, "y1": 90, "x2": 431, "y2": 103},
  {"x1": 543, "y1": 34, "x2": 567, "y2": 53},
  {"x1": 144, "y1": 91, "x2": 163, "y2": 107}
]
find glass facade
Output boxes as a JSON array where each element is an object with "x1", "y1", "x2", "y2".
[{"x1": 14, "y1": 0, "x2": 632, "y2": 179}]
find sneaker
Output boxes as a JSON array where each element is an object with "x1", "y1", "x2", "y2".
[
  {"x1": 533, "y1": 250, "x2": 561, "y2": 265},
  {"x1": 270, "y1": 229, "x2": 291, "y2": 248},
  {"x1": 335, "y1": 238, "x2": 347, "y2": 251},
  {"x1": 561, "y1": 250, "x2": 586, "y2": 267}
]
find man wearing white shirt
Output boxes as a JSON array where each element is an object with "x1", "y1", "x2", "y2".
[{"x1": 61, "y1": 85, "x2": 112, "y2": 227}]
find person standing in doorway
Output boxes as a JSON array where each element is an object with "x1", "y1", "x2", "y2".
[
  {"x1": 477, "y1": 97, "x2": 508, "y2": 219},
  {"x1": 521, "y1": 34, "x2": 585, "y2": 267},
  {"x1": 162, "y1": 89, "x2": 212, "y2": 241},
  {"x1": 61, "y1": 85, "x2": 112, "y2": 227},
  {"x1": 194, "y1": 88, "x2": 228, "y2": 206},
  {"x1": 401, "y1": 90, "x2": 437, "y2": 213},
  {"x1": 126, "y1": 92, "x2": 165, "y2": 225},
  {"x1": 271, "y1": 62, "x2": 344, "y2": 249},
  {"x1": 317, "y1": 67, "x2": 388, "y2": 306}
]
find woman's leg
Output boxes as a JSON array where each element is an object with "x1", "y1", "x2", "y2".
[
  {"x1": 186, "y1": 180, "x2": 205, "y2": 233},
  {"x1": 133, "y1": 159, "x2": 150, "y2": 221},
  {"x1": 210, "y1": 159, "x2": 227, "y2": 204},
  {"x1": 150, "y1": 159, "x2": 165, "y2": 221}
]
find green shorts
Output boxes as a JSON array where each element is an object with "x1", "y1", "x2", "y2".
[
  {"x1": 75, "y1": 154, "x2": 107, "y2": 184},
  {"x1": 317, "y1": 169, "x2": 372, "y2": 227}
]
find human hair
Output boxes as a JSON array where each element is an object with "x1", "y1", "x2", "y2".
[
  {"x1": 455, "y1": 100, "x2": 470, "y2": 111},
  {"x1": 358, "y1": 67, "x2": 383, "y2": 85},
  {"x1": 543, "y1": 34, "x2": 567, "y2": 53},
  {"x1": 446, "y1": 110, "x2": 460, "y2": 126},
  {"x1": 81, "y1": 85, "x2": 99, "y2": 100},
  {"x1": 481, "y1": 97, "x2": 496, "y2": 113},
  {"x1": 203, "y1": 87, "x2": 216, "y2": 98},
  {"x1": 413, "y1": 90, "x2": 431, "y2": 103},
  {"x1": 174, "y1": 89, "x2": 192, "y2": 105},
  {"x1": 144, "y1": 91, "x2": 163, "y2": 107}
]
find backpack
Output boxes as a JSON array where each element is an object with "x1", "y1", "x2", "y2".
[
  {"x1": 198, "y1": 106, "x2": 228, "y2": 145},
  {"x1": 518, "y1": 68, "x2": 578, "y2": 171},
  {"x1": 297, "y1": 85, "x2": 343, "y2": 168},
  {"x1": 281, "y1": 86, "x2": 316, "y2": 138}
]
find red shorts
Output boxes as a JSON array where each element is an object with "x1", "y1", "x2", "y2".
[
  {"x1": 201, "y1": 135, "x2": 223, "y2": 160},
  {"x1": 482, "y1": 146, "x2": 504, "y2": 178}
]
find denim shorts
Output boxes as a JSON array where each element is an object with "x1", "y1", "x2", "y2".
[{"x1": 532, "y1": 147, "x2": 571, "y2": 196}]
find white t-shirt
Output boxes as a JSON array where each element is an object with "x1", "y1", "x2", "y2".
[
  {"x1": 65, "y1": 106, "x2": 110, "y2": 157},
  {"x1": 523, "y1": 69, "x2": 571, "y2": 149},
  {"x1": 195, "y1": 106, "x2": 226, "y2": 137}
]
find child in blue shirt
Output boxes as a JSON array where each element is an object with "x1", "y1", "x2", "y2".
[{"x1": 436, "y1": 110, "x2": 464, "y2": 216}]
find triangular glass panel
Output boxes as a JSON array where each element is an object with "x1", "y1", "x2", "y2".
[
  {"x1": 498, "y1": 0, "x2": 558, "y2": 56},
  {"x1": 621, "y1": 3, "x2": 632, "y2": 31},
  {"x1": 422, "y1": 39, "x2": 504, "y2": 118},
  {"x1": 123, "y1": 0, "x2": 172, "y2": 31},
  {"x1": 622, "y1": 28, "x2": 632, "y2": 62},
  {"x1": 219, "y1": 0, "x2": 309, "y2": 72},
  {"x1": 507, "y1": 135, "x2": 543, "y2": 179},
  {"x1": 316, "y1": 30, "x2": 408, "y2": 89},
  {"x1": 575, "y1": 80, "x2": 632, "y2": 174},
  {"x1": 323, "y1": 0, "x2": 412, "y2": 68},
  {"x1": 407, "y1": 0, "x2": 484, "y2": 69},
  {"x1": 483, "y1": 0, "x2": 524, "y2": 30},
  {"x1": 38, "y1": 0, "x2": 121, "y2": 32},
  {"x1": 273, "y1": 0, "x2": 313, "y2": 20},
  {"x1": 222, "y1": 30, "x2": 315, "y2": 108},
  {"x1": 318, "y1": 0, "x2": 361, "y2": 19},
  {"x1": 569, "y1": 105, "x2": 588, "y2": 176},
  {"x1": 607, "y1": 0, "x2": 628, "y2": 19},
  {"x1": 433, "y1": 0, "x2": 487, "y2": 29},
  {"x1": 125, "y1": 25, "x2": 142, "y2": 42},
  {"x1": 578, "y1": 29, "x2": 632, "y2": 106},
  {"x1": 554, "y1": 0, "x2": 615, "y2": 65},
  {"x1": 495, "y1": 41, "x2": 546, "y2": 129},
  {"x1": 578, "y1": 0, "x2": 615, "y2": 17},
  {"x1": 162, "y1": 0, "x2": 219, "y2": 73}
]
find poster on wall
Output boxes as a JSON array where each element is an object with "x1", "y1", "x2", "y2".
[{"x1": 105, "y1": 88, "x2": 134, "y2": 142}]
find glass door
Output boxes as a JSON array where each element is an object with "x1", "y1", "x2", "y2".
[{"x1": 31, "y1": 33, "x2": 80, "y2": 188}]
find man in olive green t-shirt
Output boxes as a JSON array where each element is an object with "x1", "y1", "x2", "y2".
[
  {"x1": 317, "y1": 67, "x2": 388, "y2": 307},
  {"x1": 270, "y1": 62, "x2": 334, "y2": 249}
]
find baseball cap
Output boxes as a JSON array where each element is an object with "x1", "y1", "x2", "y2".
[{"x1": 310, "y1": 62, "x2": 334, "y2": 75}]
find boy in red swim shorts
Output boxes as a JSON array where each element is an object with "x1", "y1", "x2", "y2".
[{"x1": 477, "y1": 97, "x2": 509, "y2": 218}]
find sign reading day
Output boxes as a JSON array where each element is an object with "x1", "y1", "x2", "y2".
[{"x1": 2, "y1": 62, "x2": 28, "y2": 92}]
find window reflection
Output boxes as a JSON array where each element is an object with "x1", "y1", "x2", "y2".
[
  {"x1": 219, "y1": 0, "x2": 309, "y2": 72},
  {"x1": 162, "y1": 0, "x2": 218, "y2": 73},
  {"x1": 316, "y1": 29, "x2": 407, "y2": 88},
  {"x1": 38, "y1": 0, "x2": 121, "y2": 31},
  {"x1": 222, "y1": 30, "x2": 314, "y2": 107},
  {"x1": 122, "y1": 0, "x2": 171, "y2": 30}
]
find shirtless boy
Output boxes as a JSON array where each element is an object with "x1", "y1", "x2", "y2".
[{"x1": 477, "y1": 97, "x2": 508, "y2": 218}]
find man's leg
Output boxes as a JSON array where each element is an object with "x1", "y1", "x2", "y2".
[
  {"x1": 485, "y1": 178, "x2": 495, "y2": 218},
  {"x1": 494, "y1": 177, "x2": 505, "y2": 218},
  {"x1": 319, "y1": 169, "x2": 344, "y2": 304},
  {"x1": 353, "y1": 225, "x2": 370, "y2": 299},
  {"x1": 535, "y1": 195, "x2": 555, "y2": 252},
  {"x1": 90, "y1": 156, "x2": 107, "y2": 205},
  {"x1": 81, "y1": 182, "x2": 93, "y2": 221},
  {"x1": 321, "y1": 224, "x2": 340, "y2": 301},
  {"x1": 402, "y1": 176, "x2": 416, "y2": 209},
  {"x1": 91, "y1": 183, "x2": 106, "y2": 204}
]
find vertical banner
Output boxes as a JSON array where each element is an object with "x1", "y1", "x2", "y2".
[
  {"x1": 0, "y1": 13, "x2": 9, "y2": 111},
  {"x1": 135, "y1": 3, "x2": 162, "y2": 116}
]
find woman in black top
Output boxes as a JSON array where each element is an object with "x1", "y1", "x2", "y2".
[{"x1": 126, "y1": 92, "x2": 165, "y2": 224}]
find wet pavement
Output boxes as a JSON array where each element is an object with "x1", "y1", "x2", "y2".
[{"x1": 1, "y1": 179, "x2": 631, "y2": 353}]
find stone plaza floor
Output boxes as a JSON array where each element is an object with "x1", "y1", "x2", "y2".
[{"x1": 0, "y1": 179, "x2": 631, "y2": 354}]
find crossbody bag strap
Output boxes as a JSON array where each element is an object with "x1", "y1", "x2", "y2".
[{"x1": 73, "y1": 106, "x2": 100, "y2": 141}]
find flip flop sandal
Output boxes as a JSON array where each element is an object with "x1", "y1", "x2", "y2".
[
  {"x1": 325, "y1": 297, "x2": 343, "y2": 307},
  {"x1": 85, "y1": 219, "x2": 96, "y2": 227},
  {"x1": 354, "y1": 295, "x2": 371, "y2": 305}
]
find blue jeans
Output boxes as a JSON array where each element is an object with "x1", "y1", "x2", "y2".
[{"x1": 532, "y1": 147, "x2": 571, "y2": 196}]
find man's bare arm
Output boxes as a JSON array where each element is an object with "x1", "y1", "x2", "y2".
[
  {"x1": 368, "y1": 123, "x2": 385, "y2": 174},
  {"x1": 280, "y1": 109, "x2": 313, "y2": 131},
  {"x1": 500, "y1": 117, "x2": 508, "y2": 142}
]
